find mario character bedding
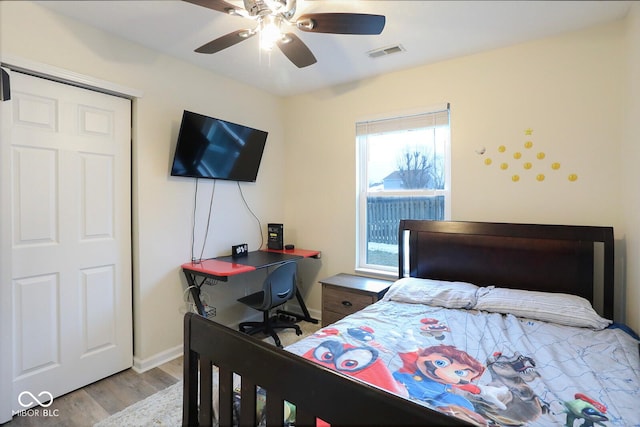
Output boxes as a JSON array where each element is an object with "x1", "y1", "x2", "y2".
[{"x1": 285, "y1": 278, "x2": 640, "y2": 426}]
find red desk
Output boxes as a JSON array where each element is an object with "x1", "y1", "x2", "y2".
[
  {"x1": 181, "y1": 258, "x2": 256, "y2": 278},
  {"x1": 181, "y1": 248, "x2": 321, "y2": 322}
]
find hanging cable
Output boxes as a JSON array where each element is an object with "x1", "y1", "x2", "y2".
[
  {"x1": 183, "y1": 285, "x2": 213, "y2": 315},
  {"x1": 237, "y1": 181, "x2": 264, "y2": 250},
  {"x1": 190, "y1": 178, "x2": 199, "y2": 262},
  {"x1": 199, "y1": 179, "x2": 216, "y2": 261}
]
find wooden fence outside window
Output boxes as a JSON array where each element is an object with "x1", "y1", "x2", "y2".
[{"x1": 367, "y1": 195, "x2": 445, "y2": 245}]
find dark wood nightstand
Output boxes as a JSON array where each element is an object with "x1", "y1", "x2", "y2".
[{"x1": 319, "y1": 273, "x2": 393, "y2": 327}]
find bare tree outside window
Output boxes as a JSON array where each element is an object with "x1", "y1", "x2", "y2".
[
  {"x1": 396, "y1": 148, "x2": 444, "y2": 190},
  {"x1": 398, "y1": 151, "x2": 430, "y2": 189}
]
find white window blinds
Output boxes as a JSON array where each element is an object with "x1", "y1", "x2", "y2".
[{"x1": 356, "y1": 103, "x2": 450, "y2": 136}]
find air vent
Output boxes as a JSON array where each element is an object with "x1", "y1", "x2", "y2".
[{"x1": 367, "y1": 44, "x2": 406, "y2": 59}]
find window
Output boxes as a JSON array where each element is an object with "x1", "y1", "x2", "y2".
[{"x1": 356, "y1": 104, "x2": 450, "y2": 274}]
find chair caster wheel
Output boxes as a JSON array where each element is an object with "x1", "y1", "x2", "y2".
[{"x1": 296, "y1": 329, "x2": 302, "y2": 336}]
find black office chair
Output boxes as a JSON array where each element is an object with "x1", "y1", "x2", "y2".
[{"x1": 237, "y1": 261, "x2": 302, "y2": 348}]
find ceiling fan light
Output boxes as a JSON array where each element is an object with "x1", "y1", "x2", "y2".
[{"x1": 259, "y1": 16, "x2": 282, "y2": 51}]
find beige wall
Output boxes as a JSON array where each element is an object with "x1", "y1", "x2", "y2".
[
  {"x1": 0, "y1": 2, "x2": 287, "y2": 366},
  {"x1": 283, "y1": 20, "x2": 638, "y2": 332},
  {"x1": 621, "y1": 3, "x2": 640, "y2": 334}
]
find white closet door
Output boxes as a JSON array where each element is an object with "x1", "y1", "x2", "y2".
[{"x1": 6, "y1": 72, "x2": 132, "y2": 412}]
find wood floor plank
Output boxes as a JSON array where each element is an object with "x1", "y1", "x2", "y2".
[
  {"x1": 85, "y1": 369, "x2": 156, "y2": 414},
  {"x1": 53, "y1": 389, "x2": 111, "y2": 427},
  {"x1": 139, "y1": 367, "x2": 180, "y2": 391},
  {"x1": 157, "y1": 356, "x2": 184, "y2": 380}
]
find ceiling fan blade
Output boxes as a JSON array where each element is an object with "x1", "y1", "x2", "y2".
[
  {"x1": 277, "y1": 33, "x2": 317, "y2": 68},
  {"x1": 296, "y1": 13, "x2": 385, "y2": 35},
  {"x1": 195, "y1": 29, "x2": 256, "y2": 54},
  {"x1": 182, "y1": 0, "x2": 242, "y2": 15}
]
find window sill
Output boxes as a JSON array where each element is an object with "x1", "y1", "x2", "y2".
[{"x1": 354, "y1": 267, "x2": 398, "y2": 281}]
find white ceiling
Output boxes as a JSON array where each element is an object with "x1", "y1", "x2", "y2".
[{"x1": 36, "y1": 1, "x2": 632, "y2": 97}]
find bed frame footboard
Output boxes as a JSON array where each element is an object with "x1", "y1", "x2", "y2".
[{"x1": 183, "y1": 312, "x2": 470, "y2": 426}]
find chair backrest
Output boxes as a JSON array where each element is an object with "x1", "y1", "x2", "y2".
[{"x1": 261, "y1": 261, "x2": 297, "y2": 310}]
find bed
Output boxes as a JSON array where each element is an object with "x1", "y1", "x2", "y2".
[{"x1": 182, "y1": 219, "x2": 640, "y2": 426}]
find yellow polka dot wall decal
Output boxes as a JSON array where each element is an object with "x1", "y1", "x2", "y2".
[
  {"x1": 524, "y1": 141, "x2": 533, "y2": 149},
  {"x1": 525, "y1": 128, "x2": 533, "y2": 135},
  {"x1": 551, "y1": 162, "x2": 561, "y2": 170},
  {"x1": 484, "y1": 158, "x2": 492, "y2": 166},
  {"x1": 536, "y1": 174, "x2": 545, "y2": 181},
  {"x1": 513, "y1": 152, "x2": 522, "y2": 159},
  {"x1": 523, "y1": 162, "x2": 532, "y2": 170},
  {"x1": 512, "y1": 175, "x2": 520, "y2": 182},
  {"x1": 568, "y1": 174, "x2": 578, "y2": 182},
  {"x1": 537, "y1": 152, "x2": 546, "y2": 160},
  {"x1": 500, "y1": 163, "x2": 509, "y2": 170},
  {"x1": 498, "y1": 145, "x2": 506, "y2": 153}
]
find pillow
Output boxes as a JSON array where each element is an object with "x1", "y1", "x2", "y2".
[
  {"x1": 474, "y1": 286, "x2": 612, "y2": 330},
  {"x1": 383, "y1": 277, "x2": 479, "y2": 309}
]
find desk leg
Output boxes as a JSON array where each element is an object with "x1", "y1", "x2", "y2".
[
  {"x1": 277, "y1": 286, "x2": 319, "y2": 324},
  {"x1": 183, "y1": 271, "x2": 206, "y2": 316}
]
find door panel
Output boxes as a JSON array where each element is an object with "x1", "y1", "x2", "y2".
[
  {"x1": 81, "y1": 153, "x2": 114, "y2": 238},
  {"x1": 82, "y1": 265, "x2": 117, "y2": 354},
  {"x1": 12, "y1": 147, "x2": 58, "y2": 244},
  {"x1": 13, "y1": 274, "x2": 59, "y2": 377}
]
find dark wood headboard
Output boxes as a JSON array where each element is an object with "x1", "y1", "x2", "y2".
[{"x1": 398, "y1": 220, "x2": 614, "y2": 318}]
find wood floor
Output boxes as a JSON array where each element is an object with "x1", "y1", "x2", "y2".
[{"x1": 2, "y1": 356, "x2": 183, "y2": 427}]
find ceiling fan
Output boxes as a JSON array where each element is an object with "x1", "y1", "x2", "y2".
[{"x1": 183, "y1": 0, "x2": 386, "y2": 68}]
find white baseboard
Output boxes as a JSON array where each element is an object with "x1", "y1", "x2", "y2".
[
  {"x1": 132, "y1": 344, "x2": 183, "y2": 373},
  {"x1": 131, "y1": 306, "x2": 321, "y2": 373},
  {"x1": 284, "y1": 303, "x2": 322, "y2": 324}
]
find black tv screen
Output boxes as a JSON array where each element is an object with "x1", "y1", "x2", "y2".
[{"x1": 170, "y1": 110, "x2": 268, "y2": 182}]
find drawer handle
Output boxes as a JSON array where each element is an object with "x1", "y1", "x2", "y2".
[{"x1": 341, "y1": 300, "x2": 352, "y2": 307}]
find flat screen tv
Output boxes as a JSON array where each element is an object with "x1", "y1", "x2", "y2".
[{"x1": 170, "y1": 110, "x2": 268, "y2": 182}]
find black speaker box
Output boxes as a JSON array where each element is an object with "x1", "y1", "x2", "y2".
[{"x1": 267, "y1": 223, "x2": 283, "y2": 250}]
